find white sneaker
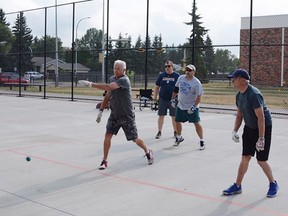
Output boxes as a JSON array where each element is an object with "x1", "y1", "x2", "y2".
[
  {"x1": 99, "y1": 160, "x2": 108, "y2": 170},
  {"x1": 199, "y1": 141, "x2": 205, "y2": 150}
]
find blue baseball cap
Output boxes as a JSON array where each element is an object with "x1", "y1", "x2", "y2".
[{"x1": 227, "y1": 69, "x2": 250, "y2": 80}]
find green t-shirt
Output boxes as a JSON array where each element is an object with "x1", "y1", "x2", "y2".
[
  {"x1": 109, "y1": 75, "x2": 134, "y2": 117},
  {"x1": 236, "y1": 84, "x2": 272, "y2": 129}
]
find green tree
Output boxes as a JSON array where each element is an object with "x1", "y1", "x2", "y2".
[
  {"x1": 77, "y1": 28, "x2": 103, "y2": 71},
  {"x1": 31, "y1": 35, "x2": 64, "y2": 60},
  {"x1": 213, "y1": 49, "x2": 239, "y2": 73},
  {"x1": 11, "y1": 12, "x2": 33, "y2": 74},
  {"x1": 0, "y1": 9, "x2": 9, "y2": 27},
  {"x1": 151, "y1": 34, "x2": 165, "y2": 74},
  {"x1": 0, "y1": 9, "x2": 14, "y2": 71},
  {"x1": 203, "y1": 35, "x2": 215, "y2": 74},
  {"x1": 131, "y1": 36, "x2": 145, "y2": 76},
  {"x1": 185, "y1": 3, "x2": 208, "y2": 81}
]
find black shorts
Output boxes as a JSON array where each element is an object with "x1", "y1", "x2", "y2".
[
  {"x1": 106, "y1": 114, "x2": 138, "y2": 141},
  {"x1": 242, "y1": 124, "x2": 272, "y2": 161},
  {"x1": 157, "y1": 97, "x2": 175, "y2": 116}
]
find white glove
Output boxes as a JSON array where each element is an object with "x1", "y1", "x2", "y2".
[
  {"x1": 232, "y1": 131, "x2": 240, "y2": 142},
  {"x1": 187, "y1": 105, "x2": 196, "y2": 114},
  {"x1": 78, "y1": 80, "x2": 92, "y2": 87},
  {"x1": 170, "y1": 99, "x2": 177, "y2": 108},
  {"x1": 96, "y1": 110, "x2": 103, "y2": 123},
  {"x1": 256, "y1": 137, "x2": 265, "y2": 151}
]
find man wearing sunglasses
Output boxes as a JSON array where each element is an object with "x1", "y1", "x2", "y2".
[
  {"x1": 154, "y1": 60, "x2": 180, "y2": 139},
  {"x1": 172, "y1": 64, "x2": 205, "y2": 150}
]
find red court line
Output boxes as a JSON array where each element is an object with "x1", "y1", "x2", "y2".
[{"x1": 5, "y1": 149, "x2": 288, "y2": 216}]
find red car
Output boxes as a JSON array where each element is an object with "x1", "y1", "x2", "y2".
[{"x1": 0, "y1": 73, "x2": 30, "y2": 84}]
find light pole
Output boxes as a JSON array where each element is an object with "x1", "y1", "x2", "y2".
[{"x1": 75, "y1": 16, "x2": 90, "y2": 86}]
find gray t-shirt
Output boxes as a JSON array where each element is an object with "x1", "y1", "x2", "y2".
[
  {"x1": 175, "y1": 74, "x2": 203, "y2": 110},
  {"x1": 109, "y1": 75, "x2": 134, "y2": 117},
  {"x1": 236, "y1": 84, "x2": 272, "y2": 129}
]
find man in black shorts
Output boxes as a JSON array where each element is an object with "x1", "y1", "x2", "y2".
[
  {"x1": 223, "y1": 69, "x2": 279, "y2": 198},
  {"x1": 78, "y1": 60, "x2": 154, "y2": 170}
]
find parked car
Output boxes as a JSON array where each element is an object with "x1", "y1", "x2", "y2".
[
  {"x1": 0, "y1": 74, "x2": 30, "y2": 84},
  {"x1": 24, "y1": 71, "x2": 44, "y2": 80}
]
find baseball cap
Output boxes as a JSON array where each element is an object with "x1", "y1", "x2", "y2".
[
  {"x1": 227, "y1": 69, "x2": 250, "y2": 80},
  {"x1": 186, "y1": 64, "x2": 196, "y2": 71}
]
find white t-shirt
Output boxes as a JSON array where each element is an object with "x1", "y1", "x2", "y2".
[{"x1": 175, "y1": 74, "x2": 203, "y2": 110}]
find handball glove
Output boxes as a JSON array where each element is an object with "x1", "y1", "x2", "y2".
[
  {"x1": 256, "y1": 137, "x2": 265, "y2": 151},
  {"x1": 232, "y1": 130, "x2": 240, "y2": 142},
  {"x1": 187, "y1": 105, "x2": 196, "y2": 114},
  {"x1": 170, "y1": 98, "x2": 177, "y2": 108},
  {"x1": 96, "y1": 110, "x2": 103, "y2": 123},
  {"x1": 78, "y1": 80, "x2": 92, "y2": 87}
]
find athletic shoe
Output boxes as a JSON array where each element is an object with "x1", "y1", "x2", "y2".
[
  {"x1": 145, "y1": 149, "x2": 154, "y2": 165},
  {"x1": 267, "y1": 181, "x2": 279, "y2": 198},
  {"x1": 98, "y1": 160, "x2": 108, "y2": 170},
  {"x1": 223, "y1": 183, "x2": 242, "y2": 195},
  {"x1": 199, "y1": 141, "x2": 205, "y2": 150},
  {"x1": 155, "y1": 131, "x2": 161, "y2": 139},
  {"x1": 174, "y1": 131, "x2": 177, "y2": 138},
  {"x1": 174, "y1": 136, "x2": 184, "y2": 146}
]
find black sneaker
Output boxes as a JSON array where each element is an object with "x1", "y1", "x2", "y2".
[
  {"x1": 155, "y1": 131, "x2": 161, "y2": 139},
  {"x1": 199, "y1": 141, "x2": 205, "y2": 150},
  {"x1": 174, "y1": 136, "x2": 184, "y2": 146},
  {"x1": 174, "y1": 131, "x2": 177, "y2": 138},
  {"x1": 145, "y1": 149, "x2": 154, "y2": 165},
  {"x1": 98, "y1": 160, "x2": 108, "y2": 170}
]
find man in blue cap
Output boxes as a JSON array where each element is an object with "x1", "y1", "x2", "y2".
[{"x1": 223, "y1": 69, "x2": 279, "y2": 198}]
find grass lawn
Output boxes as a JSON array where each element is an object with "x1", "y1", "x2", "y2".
[{"x1": 1, "y1": 82, "x2": 287, "y2": 110}]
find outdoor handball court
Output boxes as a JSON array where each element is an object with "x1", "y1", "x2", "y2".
[{"x1": 0, "y1": 94, "x2": 287, "y2": 216}]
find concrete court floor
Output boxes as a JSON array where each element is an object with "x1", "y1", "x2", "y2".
[{"x1": 0, "y1": 94, "x2": 287, "y2": 216}]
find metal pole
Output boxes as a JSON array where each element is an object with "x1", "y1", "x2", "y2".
[
  {"x1": 144, "y1": 0, "x2": 149, "y2": 90},
  {"x1": 248, "y1": 0, "x2": 253, "y2": 82},
  {"x1": 105, "y1": 0, "x2": 109, "y2": 83},
  {"x1": 101, "y1": 0, "x2": 105, "y2": 82},
  {"x1": 18, "y1": 11, "x2": 23, "y2": 97},
  {"x1": 192, "y1": 0, "x2": 196, "y2": 64},
  {"x1": 71, "y1": 3, "x2": 75, "y2": 101},
  {"x1": 44, "y1": 7, "x2": 47, "y2": 99},
  {"x1": 75, "y1": 16, "x2": 90, "y2": 87},
  {"x1": 55, "y1": 0, "x2": 59, "y2": 87}
]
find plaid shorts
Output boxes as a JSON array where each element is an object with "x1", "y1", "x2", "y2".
[{"x1": 106, "y1": 114, "x2": 138, "y2": 141}]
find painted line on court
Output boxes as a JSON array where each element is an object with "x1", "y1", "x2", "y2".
[{"x1": 5, "y1": 149, "x2": 288, "y2": 216}]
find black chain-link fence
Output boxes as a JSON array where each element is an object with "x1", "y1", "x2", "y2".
[{"x1": 0, "y1": 0, "x2": 287, "y2": 115}]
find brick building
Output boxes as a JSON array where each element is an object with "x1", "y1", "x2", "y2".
[{"x1": 240, "y1": 14, "x2": 288, "y2": 86}]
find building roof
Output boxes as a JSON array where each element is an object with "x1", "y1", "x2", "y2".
[
  {"x1": 241, "y1": 14, "x2": 288, "y2": 29},
  {"x1": 31, "y1": 57, "x2": 90, "y2": 72}
]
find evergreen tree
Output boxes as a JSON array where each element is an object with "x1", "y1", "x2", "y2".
[
  {"x1": 0, "y1": 9, "x2": 14, "y2": 71},
  {"x1": 0, "y1": 9, "x2": 9, "y2": 27},
  {"x1": 31, "y1": 35, "x2": 64, "y2": 59},
  {"x1": 151, "y1": 34, "x2": 165, "y2": 74},
  {"x1": 11, "y1": 12, "x2": 33, "y2": 74},
  {"x1": 203, "y1": 35, "x2": 215, "y2": 74},
  {"x1": 131, "y1": 36, "x2": 145, "y2": 76},
  {"x1": 185, "y1": 3, "x2": 208, "y2": 81}
]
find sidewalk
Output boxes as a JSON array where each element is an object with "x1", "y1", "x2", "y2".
[{"x1": 0, "y1": 95, "x2": 287, "y2": 216}]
